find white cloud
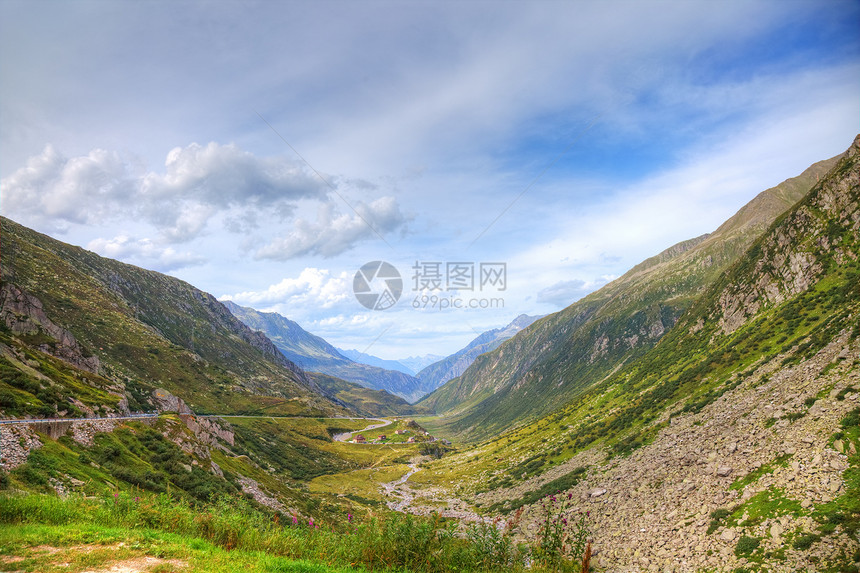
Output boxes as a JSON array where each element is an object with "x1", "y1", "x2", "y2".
[
  {"x1": 223, "y1": 268, "x2": 352, "y2": 309},
  {"x1": 537, "y1": 279, "x2": 606, "y2": 308},
  {"x1": 87, "y1": 235, "x2": 206, "y2": 272},
  {"x1": 1, "y1": 145, "x2": 132, "y2": 230},
  {"x1": 254, "y1": 196, "x2": 410, "y2": 260},
  {"x1": 2, "y1": 142, "x2": 410, "y2": 253}
]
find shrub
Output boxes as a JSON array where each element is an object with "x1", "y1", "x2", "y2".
[
  {"x1": 734, "y1": 535, "x2": 760, "y2": 557},
  {"x1": 840, "y1": 408, "x2": 859, "y2": 429},
  {"x1": 792, "y1": 533, "x2": 820, "y2": 550}
]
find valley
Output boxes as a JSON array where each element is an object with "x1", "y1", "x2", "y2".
[{"x1": 0, "y1": 135, "x2": 858, "y2": 572}]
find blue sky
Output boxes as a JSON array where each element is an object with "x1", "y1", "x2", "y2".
[{"x1": 2, "y1": 0, "x2": 859, "y2": 359}]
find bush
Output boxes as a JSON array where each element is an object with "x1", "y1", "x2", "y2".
[
  {"x1": 840, "y1": 408, "x2": 860, "y2": 429},
  {"x1": 734, "y1": 535, "x2": 760, "y2": 557},
  {"x1": 792, "y1": 533, "x2": 820, "y2": 550}
]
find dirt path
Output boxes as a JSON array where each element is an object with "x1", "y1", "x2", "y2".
[
  {"x1": 379, "y1": 462, "x2": 486, "y2": 522},
  {"x1": 381, "y1": 462, "x2": 422, "y2": 511}
]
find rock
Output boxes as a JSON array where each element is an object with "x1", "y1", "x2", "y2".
[
  {"x1": 801, "y1": 436, "x2": 815, "y2": 445},
  {"x1": 728, "y1": 443, "x2": 738, "y2": 454},
  {"x1": 589, "y1": 488, "x2": 607, "y2": 498},
  {"x1": 720, "y1": 528, "x2": 736, "y2": 541},
  {"x1": 833, "y1": 439, "x2": 844, "y2": 453},
  {"x1": 716, "y1": 466, "x2": 733, "y2": 477},
  {"x1": 770, "y1": 522, "x2": 783, "y2": 538},
  {"x1": 801, "y1": 499, "x2": 812, "y2": 509}
]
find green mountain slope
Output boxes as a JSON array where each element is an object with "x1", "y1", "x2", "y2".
[
  {"x1": 0, "y1": 217, "x2": 347, "y2": 418},
  {"x1": 419, "y1": 151, "x2": 844, "y2": 441},
  {"x1": 415, "y1": 314, "x2": 541, "y2": 391},
  {"x1": 223, "y1": 301, "x2": 430, "y2": 402},
  {"x1": 417, "y1": 135, "x2": 860, "y2": 571}
]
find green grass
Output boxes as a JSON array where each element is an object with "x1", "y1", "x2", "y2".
[
  {"x1": 0, "y1": 493, "x2": 574, "y2": 573},
  {"x1": 0, "y1": 522, "x2": 363, "y2": 573},
  {"x1": 730, "y1": 454, "x2": 793, "y2": 491}
]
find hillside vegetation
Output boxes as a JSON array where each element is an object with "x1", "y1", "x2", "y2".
[
  {"x1": 411, "y1": 135, "x2": 860, "y2": 571},
  {"x1": 0, "y1": 217, "x2": 346, "y2": 418},
  {"x1": 419, "y1": 153, "x2": 843, "y2": 442}
]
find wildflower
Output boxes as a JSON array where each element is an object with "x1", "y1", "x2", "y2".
[
  {"x1": 347, "y1": 513, "x2": 353, "y2": 523},
  {"x1": 309, "y1": 518, "x2": 314, "y2": 527},
  {"x1": 292, "y1": 514, "x2": 298, "y2": 525}
]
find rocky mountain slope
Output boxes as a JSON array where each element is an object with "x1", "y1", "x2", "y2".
[
  {"x1": 418, "y1": 151, "x2": 844, "y2": 441},
  {"x1": 416, "y1": 314, "x2": 541, "y2": 391},
  {"x1": 223, "y1": 301, "x2": 430, "y2": 403},
  {"x1": 413, "y1": 134, "x2": 860, "y2": 571},
  {"x1": 0, "y1": 216, "x2": 348, "y2": 418}
]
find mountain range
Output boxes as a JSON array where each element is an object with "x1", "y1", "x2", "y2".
[
  {"x1": 222, "y1": 300, "x2": 431, "y2": 403},
  {"x1": 336, "y1": 348, "x2": 416, "y2": 375},
  {"x1": 418, "y1": 150, "x2": 846, "y2": 441},
  {"x1": 415, "y1": 314, "x2": 542, "y2": 390}
]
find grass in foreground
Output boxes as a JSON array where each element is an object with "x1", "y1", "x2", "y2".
[
  {"x1": 0, "y1": 492, "x2": 591, "y2": 573},
  {"x1": 0, "y1": 522, "x2": 357, "y2": 573}
]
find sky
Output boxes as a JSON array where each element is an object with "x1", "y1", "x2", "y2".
[{"x1": 2, "y1": 0, "x2": 859, "y2": 360}]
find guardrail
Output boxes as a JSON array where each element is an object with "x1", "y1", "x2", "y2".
[{"x1": 0, "y1": 413, "x2": 158, "y2": 425}]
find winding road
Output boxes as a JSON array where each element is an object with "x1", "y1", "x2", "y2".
[{"x1": 332, "y1": 418, "x2": 393, "y2": 442}]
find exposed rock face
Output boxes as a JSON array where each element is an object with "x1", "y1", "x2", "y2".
[
  {"x1": 0, "y1": 424, "x2": 42, "y2": 469},
  {"x1": 152, "y1": 389, "x2": 234, "y2": 450},
  {"x1": 152, "y1": 388, "x2": 193, "y2": 414},
  {"x1": 717, "y1": 135, "x2": 860, "y2": 335},
  {"x1": 238, "y1": 477, "x2": 286, "y2": 513},
  {"x1": 180, "y1": 414, "x2": 235, "y2": 447},
  {"x1": 0, "y1": 283, "x2": 100, "y2": 373}
]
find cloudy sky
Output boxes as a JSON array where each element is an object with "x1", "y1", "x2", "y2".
[{"x1": 2, "y1": 0, "x2": 858, "y2": 359}]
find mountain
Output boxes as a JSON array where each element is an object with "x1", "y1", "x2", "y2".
[
  {"x1": 222, "y1": 301, "x2": 430, "y2": 403},
  {"x1": 416, "y1": 314, "x2": 542, "y2": 391},
  {"x1": 337, "y1": 348, "x2": 414, "y2": 375},
  {"x1": 307, "y1": 372, "x2": 426, "y2": 417},
  {"x1": 398, "y1": 354, "x2": 445, "y2": 373},
  {"x1": 417, "y1": 135, "x2": 860, "y2": 571},
  {"x1": 418, "y1": 149, "x2": 845, "y2": 441},
  {"x1": 0, "y1": 216, "x2": 347, "y2": 419}
]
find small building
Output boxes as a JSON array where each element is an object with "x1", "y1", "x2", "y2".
[
  {"x1": 407, "y1": 436, "x2": 417, "y2": 443},
  {"x1": 353, "y1": 435, "x2": 366, "y2": 443},
  {"x1": 395, "y1": 429, "x2": 406, "y2": 435},
  {"x1": 378, "y1": 435, "x2": 387, "y2": 441}
]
